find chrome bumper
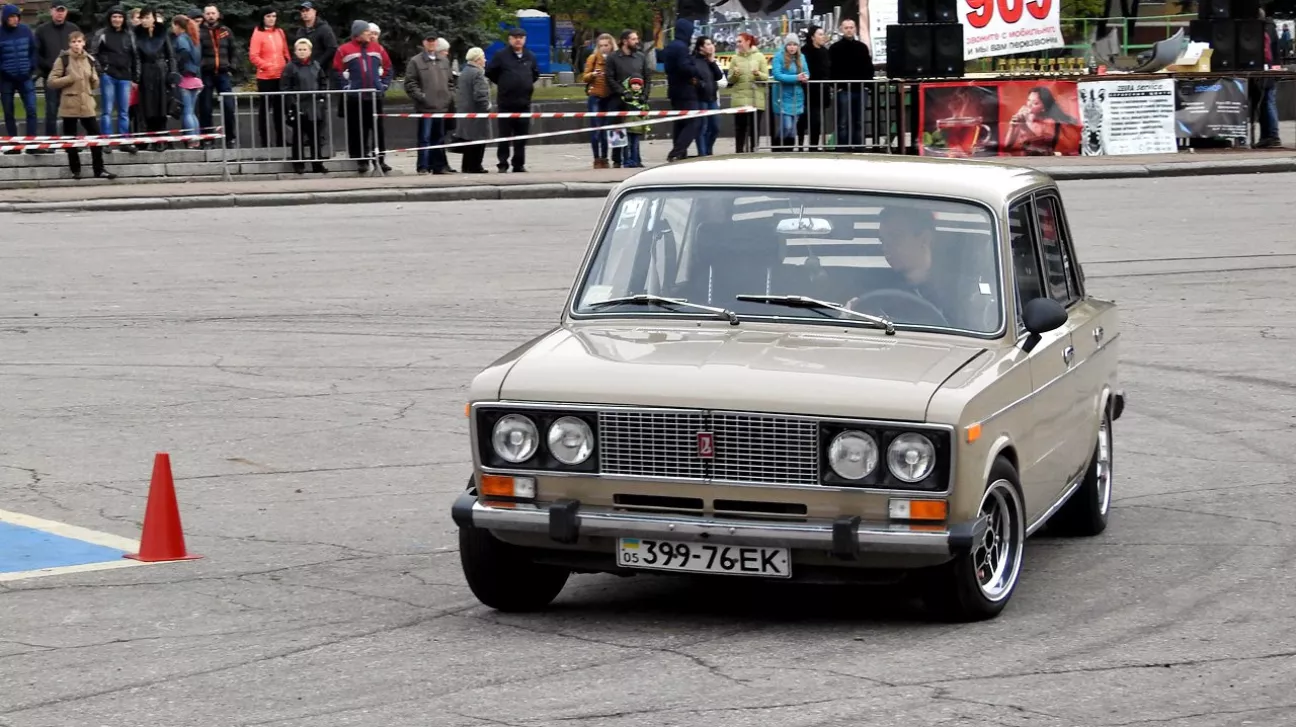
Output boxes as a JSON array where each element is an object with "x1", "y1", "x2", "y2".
[{"x1": 452, "y1": 491, "x2": 986, "y2": 559}]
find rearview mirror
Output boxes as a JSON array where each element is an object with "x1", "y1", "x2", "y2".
[
  {"x1": 1020, "y1": 297, "x2": 1068, "y2": 353},
  {"x1": 776, "y1": 216, "x2": 833, "y2": 235}
]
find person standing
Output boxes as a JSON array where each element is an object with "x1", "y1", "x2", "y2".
[
  {"x1": 404, "y1": 31, "x2": 454, "y2": 175},
  {"x1": 798, "y1": 25, "x2": 830, "y2": 151},
  {"x1": 293, "y1": 1, "x2": 335, "y2": 85},
  {"x1": 0, "y1": 3, "x2": 38, "y2": 153},
  {"x1": 249, "y1": 7, "x2": 289, "y2": 147},
  {"x1": 454, "y1": 46, "x2": 491, "y2": 174},
  {"x1": 770, "y1": 34, "x2": 807, "y2": 151},
  {"x1": 280, "y1": 37, "x2": 327, "y2": 174},
  {"x1": 605, "y1": 29, "x2": 651, "y2": 168},
  {"x1": 485, "y1": 28, "x2": 538, "y2": 173},
  {"x1": 170, "y1": 13, "x2": 203, "y2": 145},
  {"x1": 581, "y1": 32, "x2": 615, "y2": 169},
  {"x1": 828, "y1": 17, "x2": 872, "y2": 152},
  {"x1": 133, "y1": 7, "x2": 173, "y2": 149},
  {"x1": 34, "y1": 3, "x2": 79, "y2": 143},
  {"x1": 89, "y1": 6, "x2": 138, "y2": 153},
  {"x1": 46, "y1": 31, "x2": 116, "y2": 179},
  {"x1": 727, "y1": 32, "x2": 767, "y2": 153},
  {"x1": 197, "y1": 4, "x2": 236, "y2": 148},
  {"x1": 691, "y1": 36, "x2": 724, "y2": 157},
  {"x1": 333, "y1": 19, "x2": 385, "y2": 173}
]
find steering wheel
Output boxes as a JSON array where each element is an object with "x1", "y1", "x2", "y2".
[{"x1": 848, "y1": 288, "x2": 951, "y2": 328}]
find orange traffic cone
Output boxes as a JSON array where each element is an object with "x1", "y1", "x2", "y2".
[{"x1": 124, "y1": 453, "x2": 203, "y2": 562}]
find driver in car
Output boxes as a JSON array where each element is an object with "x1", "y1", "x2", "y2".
[{"x1": 847, "y1": 206, "x2": 962, "y2": 329}]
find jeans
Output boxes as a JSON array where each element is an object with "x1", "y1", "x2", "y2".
[
  {"x1": 0, "y1": 76, "x2": 38, "y2": 137},
  {"x1": 417, "y1": 117, "x2": 448, "y2": 172},
  {"x1": 99, "y1": 74, "x2": 132, "y2": 136},
  {"x1": 623, "y1": 133, "x2": 642, "y2": 166},
  {"x1": 198, "y1": 71, "x2": 236, "y2": 144},
  {"x1": 587, "y1": 94, "x2": 611, "y2": 159},
  {"x1": 1260, "y1": 83, "x2": 1279, "y2": 140},
  {"x1": 775, "y1": 113, "x2": 797, "y2": 146},
  {"x1": 696, "y1": 99, "x2": 719, "y2": 155},
  {"x1": 178, "y1": 86, "x2": 199, "y2": 134},
  {"x1": 43, "y1": 84, "x2": 61, "y2": 136},
  {"x1": 835, "y1": 88, "x2": 865, "y2": 150}
]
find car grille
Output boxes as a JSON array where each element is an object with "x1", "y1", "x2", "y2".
[{"x1": 597, "y1": 409, "x2": 821, "y2": 486}]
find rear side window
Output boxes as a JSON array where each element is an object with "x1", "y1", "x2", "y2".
[{"x1": 1035, "y1": 195, "x2": 1080, "y2": 306}]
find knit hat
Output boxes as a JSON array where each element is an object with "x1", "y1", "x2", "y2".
[
  {"x1": 784, "y1": 33, "x2": 800, "y2": 46},
  {"x1": 350, "y1": 19, "x2": 367, "y2": 37}
]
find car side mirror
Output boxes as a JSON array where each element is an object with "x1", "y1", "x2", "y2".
[{"x1": 1020, "y1": 297, "x2": 1067, "y2": 353}]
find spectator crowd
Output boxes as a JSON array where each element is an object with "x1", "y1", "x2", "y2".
[{"x1": 0, "y1": 5, "x2": 882, "y2": 181}]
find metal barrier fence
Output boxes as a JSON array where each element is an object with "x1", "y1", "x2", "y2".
[{"x1": 217, "y1": 88, "x2": 385, "y2": 180}]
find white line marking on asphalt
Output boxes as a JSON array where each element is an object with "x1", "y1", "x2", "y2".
[
  {"x1": 0, "y1": 559, "x2": 150, "y2": 582},
  {"x1": 0, "y1": 508, "x2": 141, "y2": 551}
]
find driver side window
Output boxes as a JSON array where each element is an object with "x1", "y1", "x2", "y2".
[{"x1": 1008, "y1": 200, "x2": 1044, "y2": 324}]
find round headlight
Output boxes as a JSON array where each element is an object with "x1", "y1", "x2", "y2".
[
  {"x1": 492, "y1": 414, "x2": 538, "y2": 463},
  {"x1": 828, "y1": 430, "x2": 879, "y2": 480},
  {"x1": 887, "y1": 433, "x2": 936, "y2": 483},
  {"x1": 548, "y1": 416, "x2": 594, "y2": 465}
]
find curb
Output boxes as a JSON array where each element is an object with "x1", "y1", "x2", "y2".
[{"x1": 1, "y1": 158, "x2": 1293, "y2": 213}]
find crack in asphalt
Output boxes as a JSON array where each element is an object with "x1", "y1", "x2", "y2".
[
  {"x1": 0, "y1": 602, "x2": 482, "y2": 717},
  {"x1": 1, "y1": 463, "x2": 70, "y2": 512},
  {"x1": 900, "y1": 648, "x2": 1296, "y2": 687},
  {"x1": 1122, "y1": 503, "x2": 1294, "y2": 530},
  {"x1": 1101, "y1": 702, "x2": 1296, "y2": 726},
  {"x1": 1112, "y1": 479, "x2": 1292, "y2": 504},
  {"x1": 928, "y1": 688, "x2": 1063, "y2": 723}
]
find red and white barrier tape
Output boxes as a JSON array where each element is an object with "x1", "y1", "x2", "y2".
[
  {"x1": 0, "y1": 126, "x2": 224, "y2": 142},
  {"x1": 0, "y1": 131, "x2": 225, "y2": 153},
  {"x1": 388, "y1": 105, "x2": 756, "y2": 154},
  {"x1": 381, "y1": 106, "x2": 756, "y2": 120}
]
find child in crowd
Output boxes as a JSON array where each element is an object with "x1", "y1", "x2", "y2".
[
  {"x1": 621, "y1": 76, "x2": 649, "y2": 168},
  {"x1": 279, "y1": 37, "x2": 329, "y2": 174},
  {"x1": 46, "y1": 30, "x2": 117, "y2": 180}
]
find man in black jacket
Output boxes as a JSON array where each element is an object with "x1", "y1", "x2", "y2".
[
  {"x1": 34, "y1": 3, "x2": 78, "y2": 139},
  {"x1": 198, "y1": 4, "x2": 237, "y2": 147},
  {"x1": 828, "y1": 17, "x2": 873, "y2": 152},
  {"x1": 485, "y1": 27, "x2": 538, "y2": 172},
  {"x1": 294, "y1": 2, "x2": 336, "y2": 86},
  {"x1": 89, "y1": 6, "x2": 138, "y2": 153}
]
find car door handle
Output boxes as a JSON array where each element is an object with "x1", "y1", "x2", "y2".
[
  {"x1": 1093, "y1": 326, "x2": 1104, "y2": 343},
  {"x1": 1063, "y1": 345, "x2": 1075, "y2": 366}
]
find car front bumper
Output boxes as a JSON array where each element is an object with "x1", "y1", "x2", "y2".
[{"x1": 452, "y1": 491, "x2": 988, "y2": 559}]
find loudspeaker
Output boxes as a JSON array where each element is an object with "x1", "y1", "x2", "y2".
[
  {"x1": 930, "y1": 0, "x2": 958, "y2": 22},
  {"x1": 1198, "y1": 0, "x2": 1230, "y2": 19},
  {"x1": 899, "y1": 0, "x2": 929, "y2": 23},
  {"x1": 886, "y1": 24, "x2": 932, "y2": 77},
  {"x1": 931, "y1": 23, "x2": 964, "y2": 76},
  {"x1": 1190, "y1": 18, "x2": 1235, "y2": 69},
  {"x1": 1234, "y1": 18, "x2": 1265, "y2": 69}
]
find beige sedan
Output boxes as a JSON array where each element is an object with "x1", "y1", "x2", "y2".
[{"x1": 451, "y1": 154, "x2": 1124, "y2": 622}]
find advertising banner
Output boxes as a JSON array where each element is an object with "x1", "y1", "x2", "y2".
[
  {"x1": 864, "y1": 0, "x2": 1064, "y2": 62},
  {"x1": 918, "y1": 79, "x2": 1081, "y2": 157},
  {"x1": 1175, "y1": 77, "x2": 1250, "y2": 140},
  {"x1": 1077, "y1": 78, "x2": 1177, "y2": 156}
]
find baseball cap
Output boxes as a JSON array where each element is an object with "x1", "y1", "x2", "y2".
[{"x1": 298, "y1": 1, "x2": 314, "y2": 8}]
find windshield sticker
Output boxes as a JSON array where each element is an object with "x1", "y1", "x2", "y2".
[
  {"x1": 979, "y1": 282, "x2": 992, "y2": 295},
  {"x1": 616, "y1": 198, "x2": 645, "y2": 230},
  {"x1": 581, "y1": 285, "x2": 614, "y2": 306}
]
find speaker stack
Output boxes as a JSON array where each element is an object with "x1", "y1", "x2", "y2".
[
  {"x1": 1188, "y1": 0, "x2": 1265, "y2": 71},
  {"x1": 885, "y1": 0, "x2": 965, "y2": 78}
]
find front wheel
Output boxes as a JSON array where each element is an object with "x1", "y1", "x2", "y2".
[
  {"x1": 459, "y1": 525, "x2": 570, "y2": 612},
  {"x1": 919, "y1": 456, "x2": 1026, "y2": 622}
]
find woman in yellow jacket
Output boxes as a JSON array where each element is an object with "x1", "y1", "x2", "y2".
[
  {"x1": 249, "y1": 6, "x2": 290, "y2": 147},
  {"x1": 726, "y1": 32, "x2": 769, "y2": 153},
  {"x1": 582, "y1": 33, "x2": 615, "y2": 168}
]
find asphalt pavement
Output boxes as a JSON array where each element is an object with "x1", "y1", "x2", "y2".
[{"x1": 1, "y1": 176, "x2": 1295, "y2": 726}]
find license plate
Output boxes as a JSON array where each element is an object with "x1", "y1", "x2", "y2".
[{"x1": 617, "y1": 538, "x2": 791, "y2": 578}]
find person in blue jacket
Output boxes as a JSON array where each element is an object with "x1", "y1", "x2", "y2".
[{"x1": 0, "y1": 3, "x2": 39, "y2": 147}]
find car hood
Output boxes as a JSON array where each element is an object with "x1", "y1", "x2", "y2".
[{"x1": 495, "y1": 324, "x2": 988, "y2": 422}]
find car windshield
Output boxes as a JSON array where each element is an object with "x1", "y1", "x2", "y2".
[{"x1": 571, "y1": 188, "x2": 1004, "y2": 335}]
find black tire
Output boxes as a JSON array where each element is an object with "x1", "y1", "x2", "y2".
[
  {"x1": 1047, "y1": 404, "x2": 1113, "y2": 537},
  {"x1": 459, "y1": 525, "x2": 570, "y2": 612},
  {"x1": 919, "y1": 456, "x2": 1026, "y2": 622}
]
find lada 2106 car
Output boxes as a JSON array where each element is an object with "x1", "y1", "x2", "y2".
[{"x1": 451, "y1": 155, "x2": 1124, "y2": 621}]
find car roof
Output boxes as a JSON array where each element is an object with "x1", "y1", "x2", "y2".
[{"x1": 613, "y1": 153, "x2": 1055, "y2": 208}]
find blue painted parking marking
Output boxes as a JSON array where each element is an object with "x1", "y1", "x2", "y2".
[{"x1": 0, "y1": 508, "x2": 151, "y2": 582}]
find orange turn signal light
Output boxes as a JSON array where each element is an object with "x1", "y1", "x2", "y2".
[
  {"x1": 965, "y1": 423, "x2": 982, "y2": 443},
  {"x1": 888, "y1": 498, "x2": 948, "y2": 521},
  {"x1": 479, "y1": 474, "x2": 537, "y2": 499}
]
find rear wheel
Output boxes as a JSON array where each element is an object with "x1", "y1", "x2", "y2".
[
  {"x1": 1047, "y1": 404, "x2": 1113, "y2": 537},
  {"x1": 920, "y1": 456, "x2": 1026, "y2": 622},
  {"x1": 459, "y1": 525, "x2": 570, "y2": 612}
]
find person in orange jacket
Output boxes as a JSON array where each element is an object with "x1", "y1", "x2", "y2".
[{"x1": 249, "y1": 5, "x2": 289, "y2": 147}]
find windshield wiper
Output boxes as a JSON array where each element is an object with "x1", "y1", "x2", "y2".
[
  {"x1": 734, "y1": 294, "x2": 895, "y2": 335},
  {"x1": 586, "y1": 294, "x2": 740, "y2": 325}
]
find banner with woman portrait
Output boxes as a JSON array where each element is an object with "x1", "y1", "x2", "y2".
[{"x1": 917, "y1": 79, "x2": 1082, "y2": 157}]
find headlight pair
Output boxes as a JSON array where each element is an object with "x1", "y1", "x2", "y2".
[
  {"x1": 491, "y1": 413, "x2": 594, "y2": 466},
  {"x1": 827, "y1": 430, "x2": 936, "y2": 484}
]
